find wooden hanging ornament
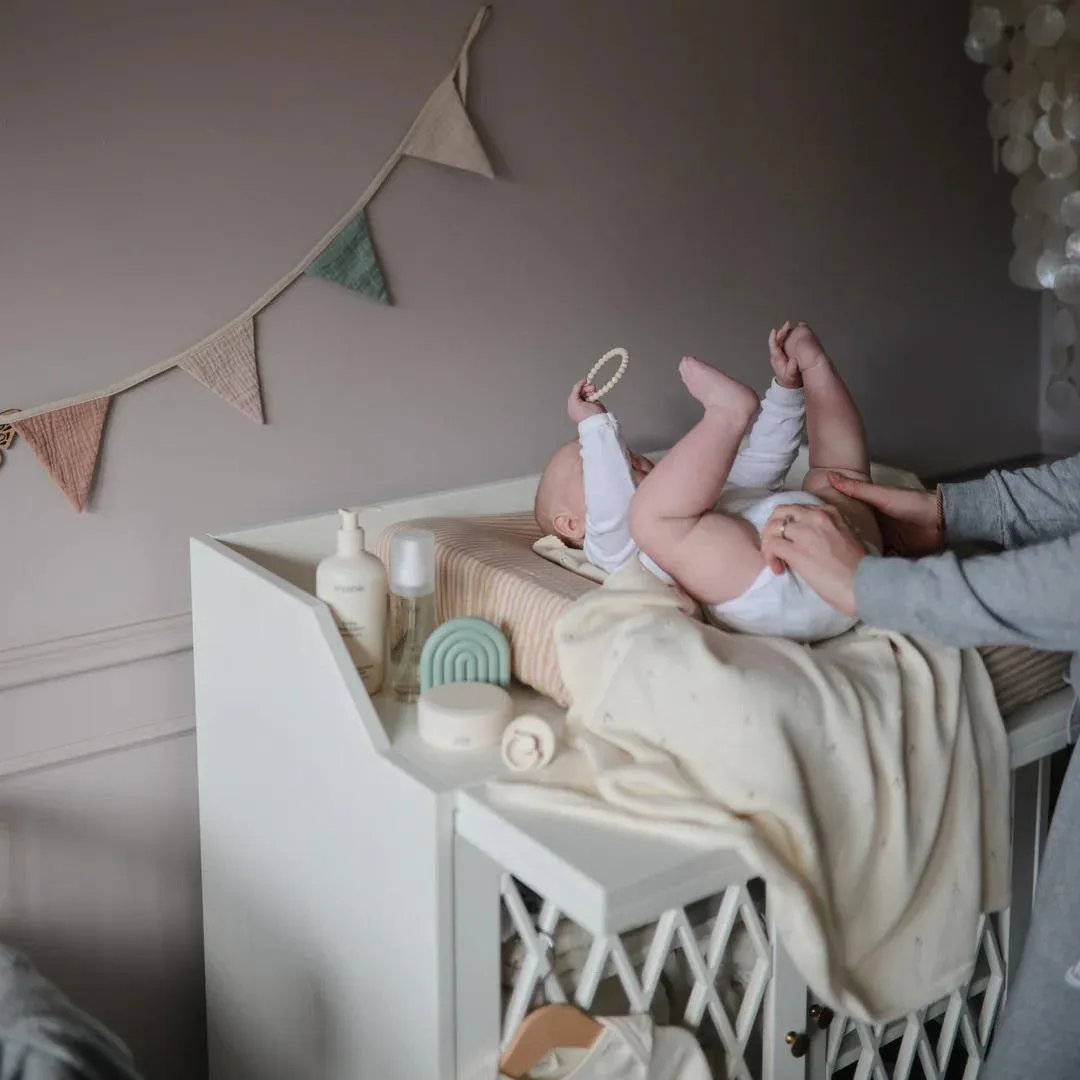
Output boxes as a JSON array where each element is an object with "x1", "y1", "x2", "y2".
[{"x1": 0, "y1": 409, "x2": 18, "y2": 470}]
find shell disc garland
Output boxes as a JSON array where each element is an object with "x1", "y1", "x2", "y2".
[{"x1": 965, "y1": 3, "x2": 1080, "y2": 415}]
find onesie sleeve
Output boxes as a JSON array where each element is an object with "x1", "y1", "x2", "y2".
[
  {"x1": 726, "y1": 381, "x2": 806, "y2": 492},
  {"x1": 579, "y1": 412, "x2": 640, "y2": 574},
  {"x1": 942, "y1": 452, "x2": 1080, "y2": 549}
]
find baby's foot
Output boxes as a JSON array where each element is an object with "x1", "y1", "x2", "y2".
[
  {"x1": 679, "y1": 357, "x2": 759, "y2": 420},
  {"x1": 783, "y1": 322, "x2": 831, "y2": 375}
]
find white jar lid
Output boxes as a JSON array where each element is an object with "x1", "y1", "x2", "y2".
[{"x1": 417, "y1": 682, "x2": 512, "y2": 752}]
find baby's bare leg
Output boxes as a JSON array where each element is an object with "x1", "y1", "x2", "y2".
[
  {"x1": 785, "y1": 326, "x2": 882, "y2": 550},
  {"x1": 629, "y1": 358, "x2": 767, "y2": 605}
]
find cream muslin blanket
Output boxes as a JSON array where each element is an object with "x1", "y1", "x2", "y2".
[{"x1": 490, "y1": 565, "x2": 1011, "y2": 1022}]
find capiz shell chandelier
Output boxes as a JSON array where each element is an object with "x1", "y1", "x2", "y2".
[{"x1": 967, "y1": 2, "x2": 1080, "y2": 413}]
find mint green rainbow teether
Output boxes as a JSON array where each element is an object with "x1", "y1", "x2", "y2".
[{"x1": 420, "y1": 617, "x2": 511, "y2": 695}]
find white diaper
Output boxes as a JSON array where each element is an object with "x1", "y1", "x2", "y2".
[{"x1": 706, "y1": 489, "x2": 859, "y2": 643}]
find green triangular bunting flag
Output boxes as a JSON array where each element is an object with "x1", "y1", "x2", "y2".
[{"x1": 305, "y1": 211, "x2": 390, "y2": 303}]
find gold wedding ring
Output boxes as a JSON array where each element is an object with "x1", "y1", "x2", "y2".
[{"x1": 779, "y1": 514, "x2": 794, "y2": 540}]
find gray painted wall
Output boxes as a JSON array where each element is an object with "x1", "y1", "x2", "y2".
[
  {"x1": 0, "y1": 1, "x2": 1040, "y2": 1075},
  {"x1": 1, "y1": 0, "x2": 1038, "y2": 651}
]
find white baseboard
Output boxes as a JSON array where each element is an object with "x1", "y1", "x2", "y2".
[{"x1": 0, "y1": 613, "x2": 193, "y2": 692}]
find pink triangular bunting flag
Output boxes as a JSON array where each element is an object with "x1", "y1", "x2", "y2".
[
  {"x1": 402, "y1": 75, "x2": 494, "y2": 178},
  {"x1": 15, "y1": 397, "x2": 111, "y2": 513},
  {"x1": 180, "y1": 319, "x2": 263, "y2": 424}
]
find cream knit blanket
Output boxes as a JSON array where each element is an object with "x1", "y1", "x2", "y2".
[{"x1": 491, "y1": 563, "x2": 1011, "y2": 1022}]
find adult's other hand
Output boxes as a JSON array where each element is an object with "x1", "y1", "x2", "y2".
[{"x1": 827, "y1": 472, "x2": 942, "y2": 556}]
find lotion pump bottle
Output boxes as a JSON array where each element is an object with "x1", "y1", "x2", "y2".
[
  {"x1": 388, "y1": 529, "x2": 437, "y2": 703},
  {"x1": 316, "y1": 509, "x2": 387, "y2": 695}
]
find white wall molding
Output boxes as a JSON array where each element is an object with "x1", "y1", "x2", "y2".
[
  {"x1": 0, "y1": 714, "x2": 195, "y2": 781},
  {"x1": 0, "y1": 613, "x2": 193, "y2": 692}
]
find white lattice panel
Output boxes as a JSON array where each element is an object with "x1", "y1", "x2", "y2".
[
  {"x1": 500, "y1": 876, "x2": 772, "y2": 1080},
  {"x1": 823, "y1": 915, "x2": 1006, "y2": 1080}
]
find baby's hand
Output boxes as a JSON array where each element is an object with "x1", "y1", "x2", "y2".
[
  {"x1": 568, "y1": 378, "x2": 606, "y2": 422},
  {"x1": 769, "y1": 322, "x2": 801, "y2": 389}
]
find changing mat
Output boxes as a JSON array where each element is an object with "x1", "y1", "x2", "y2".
[
  {"x1": 375, "y1": 514, "x2": 1069, "y2": 713},
  {"x1": 375, "y1": 514, "x2": 591, "y2": 703}
]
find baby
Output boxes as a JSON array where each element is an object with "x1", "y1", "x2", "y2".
[{"x1": 534, "y1": 323, "x2": 881, "y2": 642}]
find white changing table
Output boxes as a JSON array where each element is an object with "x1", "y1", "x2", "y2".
[{"x1": 191, "y1": 468, "x2": 1073, "y2": 1080}]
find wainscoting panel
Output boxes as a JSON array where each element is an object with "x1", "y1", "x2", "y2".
[{"x1": 0, "y1": 620, "x2": 203, "y2": 1080}]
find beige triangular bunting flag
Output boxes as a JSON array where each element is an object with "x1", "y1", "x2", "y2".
[
  {"x1": 402, "y1": 74, "x2": 494, "y2": 178},
  {"x1": 180, "y1": 319, "x2": 263, "y2": 424},
  {"x1": 15, "y1": 397, "x2": 111, "y2": 513}
]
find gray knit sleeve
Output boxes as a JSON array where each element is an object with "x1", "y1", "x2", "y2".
[
  {"x1": 942, "y1": 452, "x2": 1080, "y2": 548},
  {"x1": 854, "y1": 533, "x2": 1080, "y2": 653}
]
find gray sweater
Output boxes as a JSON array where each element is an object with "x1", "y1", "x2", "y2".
[
  {"x1": 0, "y1": 946, "x2": 141, "y2": 1079},
  {"x1": 856, "y1": 452, "x2": 1080, "y2": 697}
]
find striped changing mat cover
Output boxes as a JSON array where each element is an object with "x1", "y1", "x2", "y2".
[{"x1": 374, "y1": 514, "x2": 1069, "y2": 714}]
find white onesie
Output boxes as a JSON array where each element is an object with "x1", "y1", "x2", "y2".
[{"x1": 579, "y1": 380, "x2": 858, "y2": 643}]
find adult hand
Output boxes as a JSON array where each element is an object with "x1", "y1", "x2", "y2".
[
  {"x1": 761, "y1": 504, "x2": 867, "y2": 617},
  {"x1": 827, "y1": 473, "x2": 941, "y2": 556}
]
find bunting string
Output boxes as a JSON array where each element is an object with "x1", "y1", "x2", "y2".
[{"x1": 2, "y1": 6, "x2": 495, "y2": 510}]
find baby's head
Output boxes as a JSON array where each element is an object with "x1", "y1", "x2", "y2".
[{"x1": 534, "y1": 441, "x2": 653, "y2": 547}]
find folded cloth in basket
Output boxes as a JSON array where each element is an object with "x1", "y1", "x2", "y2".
[
  {"x1": 497, "y1": 1015, "x2": 711, "y2": 1080},
  {"x1": 490, "y1": 563, "x2": 1013, "y2": 1024}
]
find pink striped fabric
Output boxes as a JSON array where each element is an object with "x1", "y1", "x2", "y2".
[
  {"x1": 375, "y1": 514, "x2": 591, "y2": 705},
  {"x1": 978, "y1": 644, "x2": 1070, "y2": 717}
]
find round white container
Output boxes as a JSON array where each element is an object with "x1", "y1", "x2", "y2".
[{"x1": 417, "y1": 682, "x2": 513, "y2": 751}]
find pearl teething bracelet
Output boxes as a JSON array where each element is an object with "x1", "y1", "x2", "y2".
[{"x1": 584, "y1": 348, "x2": 630, "y2": 402}]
